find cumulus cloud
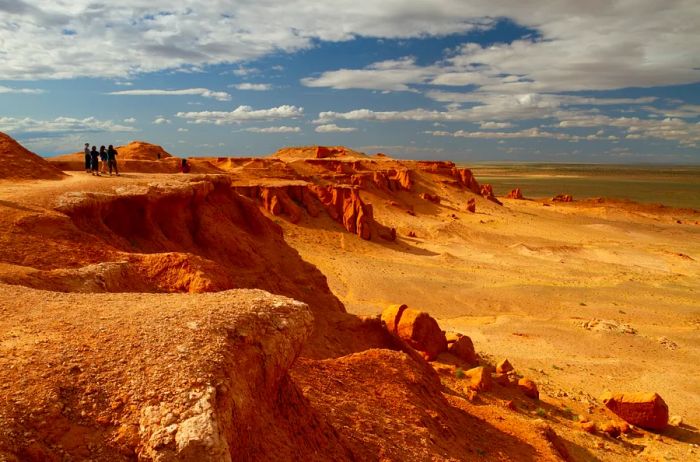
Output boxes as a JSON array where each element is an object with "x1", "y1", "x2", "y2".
[
  {"x1": 479, "y1": 121, "x2": 514, "y2": 129},
  {"x1": 0, "y1": 116, "x2": 137, "y2": 134},
  {"x1": 427, "y1": 128, "x2": 574, "y2": 140},
  {"x1": 315, "y1": 124, "x2": 357, "y2": 133},
  {"x1": 302, "y1": 57, "x2": 433, "y2": 91},
  {"x1": 177, "y1": 127, "x2": 189, "y2": 132},
  {"x1": 232, "y1": 83, "x2": 272, "y2": 91},
  {"x1": 153, "y1": 117, "x2": 171, "y2": 124},
  {"x1": 176, "y1": 105, "x2": 303, "y2": 124},
  {"x1": 244, "y1": 126, "x2": 301, "y2": 133},
  {"x1": 109, "y1": 88, "x2": 231, "y2": 101},
  {"x1": 0, "y1": 1, "x2": 491, "y2": 80},
  {"x1": 0, "y1": 85, "x2": 44, "y2": 94},
  {"x1": 123, "y1": 117, "x2": 136, "y2": 123}
]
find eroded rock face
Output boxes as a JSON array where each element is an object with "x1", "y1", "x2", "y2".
[
  {"x1": 601, "y1": 392, "x2": 669, "y2": 430},
  {"x1": 381, "y1": 305, "x2": 447, "y2": 360},
  {"x1": 480, "y1": 184, "x2": 503, "y2": 205},
  {"x1": 466, "y1": 198, "x2": 476, "y2": 213},
  {"x1": 0, "y1": 286, "x2": 328, "y2": 461},
  {"x1": 420, "y1": 192, "x2": 441, "y2": 204}
]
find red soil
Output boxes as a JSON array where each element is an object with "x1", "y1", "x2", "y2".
[{"x1": 0, "y1": 132, "x2": 65, "y2": 181}]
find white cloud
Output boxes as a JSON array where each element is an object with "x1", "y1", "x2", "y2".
[
  {"x1": 315, "y1": 124, "x2": 357, "y2": 133},
  {"x1": 302, "y1": 57, "x2": 433, "y2": 91},
  {"x1": 232, "y1": 83, "x2": 272, "y2": 91},
  {"x1": 0, "y1": 85, "x2": 44, "y2": 95},
  {"x1": 244, "y1": 126, "x2": 301, "y2": 133},
  {"x1": 109, "y1": 88, "x2": 231, "y2": 101},
  {"x1": 177, "y1": 127, "x2": 189, "y2": 132},
  {"x1": 123, "y1": 117, "x2": 136, "y2": 123},
  {"x1": 479, "y1": 121, "x2": 514, "y2": 129},
  {"x1": 0, "y1": 116, "x2": 137, "y2": 134},
  {"x1": 427, "y1": 127, "x2": 574, "y2": 140},
  {"x1": 153, "y1": 117, "x2": 171, "y2": 124},
  {"x1": 176, "y1": 105, "x2": 303, "y2": 124}
]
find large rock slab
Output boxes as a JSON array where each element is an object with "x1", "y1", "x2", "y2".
[{"x1": 601, "y1": 392, "x2": 669, "y2": 430}]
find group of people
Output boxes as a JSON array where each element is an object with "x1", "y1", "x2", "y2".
[{"x1": 84, "y1": 143, "x2": 119, "y2": 176}]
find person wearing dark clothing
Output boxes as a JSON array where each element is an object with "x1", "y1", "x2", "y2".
[
  {"x1": 99, "y1": 146, "x2": 107, "y2": 174},
  {"x1": 107, "y1": 145, "x2": 119, "y2": 176},
  {"x1": 84, "y1": 143, "x2": 91, "y2": 172},
  {"x1": 90, "y1": 146, "x2": 99, "y2": 175},
  {"x1": 180, "y1": 158, "x2": 190, "y2": 173}
]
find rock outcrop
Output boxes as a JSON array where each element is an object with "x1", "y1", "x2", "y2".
[
  {"x1": 507, "y1": 188, "x2": 524, "y2": 199},
  {"x1": 420, "y1": 192, "x2": 441, "y2": 204},
  {"x1": 465, "y1": 366, "x2": 492, "y2": 391},
  {"x1": 480, "y1": 184, "x2": 503, "y2": 205},
  {"x1": 600, "y1": 392, "x2": 669, "y2": 430},
  {"x1": 466, "y1": 198, "x2": 476, "y2": 213},
  {"x1": 0, "y1": 131, "x2": 66, "y2": 180},
  {"x1": 117, "y1": 141, "x2": 173, "y2": 160},
  {"x1": 381, "y1": 305, "x2": 447, "y2": 360}
]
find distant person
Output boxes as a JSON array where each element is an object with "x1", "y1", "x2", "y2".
[
  {"x1": 107, "y1": 145, "x2": 119, "y2": 176},
  {"x1": 90, "y1": 146, "x2": 99, "y2": 175},
  {"x1": 99, "y1": 145, "x2": 107, "y2": 174},
  {"x1": 84, "y1": 143, "x2": 91, "y2": 173},
  {"x1": 180, "y1": 158, "x2": 190, "y2": 173}
]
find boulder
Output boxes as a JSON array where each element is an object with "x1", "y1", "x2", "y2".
[
  {"x1": 580, "y1": 421, "x2": 597, "y2": 433},
  {"x1": 600, "y1": 392, "x2": 669, "y2": 430},
  {"x1": 493, "y1": 373, "x2": 510, "y2": 387},
  {"x1": 380, "y1": 305, "x2": 447, "y2": 360},
  {"x1": 466, "y1": 198, "x2": 476, "y2": 213},
  {"x1": 518, "y1": 378, "x2": 539, "y2": 399},
  {"x1": 480, "y1": 184, "x2": 503, "y2": 205},
  {"x1": 465, "y1": 366, "x2": 492, "y2": 391},
  {"x1": 445, "y1": 332, "x2": 477, "y2": 365},
  {"x1": 601, "y1": 422, "x2": 621, "y2": 438},
  {"x1": 496, "y1": 359, "x2": 514, "y2": 374}
]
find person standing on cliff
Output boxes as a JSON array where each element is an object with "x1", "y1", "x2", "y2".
[
  {"x1": 99, "y1": 145, "x2": 108, "y2": 174},
  {"x1": 107, "y1": 145, "x2": 119, "y2": 176},
  {"x1": 90, "y1": 146, "x2": 99, "y2": 176},
  {"x1": 84, "y1": 143, "x2": 91, "y2": 173}
]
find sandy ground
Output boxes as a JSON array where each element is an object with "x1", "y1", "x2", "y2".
[{"x1": 281, "y1": 187, "x2": 700, "y2": 425}]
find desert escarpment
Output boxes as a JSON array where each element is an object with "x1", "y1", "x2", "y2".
[{"x1": 0, "y1": 136, "x2": 698, "y2": 461}]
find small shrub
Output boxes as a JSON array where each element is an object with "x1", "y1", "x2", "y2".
[
  {"x1": 455, "y1": 367, "x2": 465, "y2": 379},
  {"x1": 552, "y1": 364, "x2": 563, "y2": 371},
  {"x1": 535, "y1": 407, "x2": 547, "y2": 418}
]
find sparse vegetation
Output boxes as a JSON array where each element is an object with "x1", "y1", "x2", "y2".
[
  {"x1": 552, "y1": 364, "x2": 563, "y2": 371},
  {"x1": 455, "y1": 367, "x2": 465, "y2": 379},
  {"x1": 536, "y1": 407, "x2": 547, "y2": 418}
]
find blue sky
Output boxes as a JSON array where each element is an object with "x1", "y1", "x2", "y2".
[{"x1": 1, "y1": 1, "x2": 699, "y2": 163}]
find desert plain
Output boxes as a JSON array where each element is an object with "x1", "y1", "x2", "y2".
[{"x1": 0, "y1": 133, "x2": 699, "y2": 461}]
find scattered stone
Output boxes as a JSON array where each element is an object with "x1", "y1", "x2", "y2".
[
  {"x1": 420, "y1": 192, "x2": 441, "y2": 204},
  {"x1": 658, "y1": 336, "x2": 679, "y2": 350},
  {"x1": 465, "y1": 366, "x2": 492, "y2": 392},
  {"x1": 552, "y1": 194, "x2": 573, "y2": 202},
  {"x1": 581, "y1": 421, "x2": 597, "y2": 433},
  {"x1": 445, "y1": 332, "x2": 477, "y2": 365},
  {"x1": 505, "y1": 400, "x2": 516, "y2": 411},
  {"x1": 466, "y1": 197, "x2": 476, "y2": 213},
  {"x1": 600, "y1": 392, "x2": 669, "y2": 430},
  {"x1": 518, "y1": 378, "x2": 539, "y2": 399},
  {"x1": 669, "y1": 415, "x2": 683, "y2": 426},
  {"x1": 496, "y1": 359, "x2": 514, "y2": 374},
  {"x1": 601, "y1": 422, "x2": 621, "y2": 438},
  {"x1": 407, "y1": 231, "x2": 417, "y2": 238},
  {"x1": 579, "y1": 319, "x2": 637, "y2": 335}
]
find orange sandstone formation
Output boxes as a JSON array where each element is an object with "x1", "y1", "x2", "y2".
[
  {"x1": 446, "y1": 332, "x2": 477, "y2": 365},
  {"x1": 507, "y1": 188, "x2": 524, "y2": 199},
  {"x1": 518, "y1": 378, "x2": 539, "y2": 399},
  {"x1": 552, "y1": 194, "x2": 574, "y2": 202},
  {"x1": 0, "y1": 131, "x2": 65, "y2": 181}
]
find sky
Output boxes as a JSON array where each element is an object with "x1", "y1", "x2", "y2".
[{"x1": 1, "y1": 1, "x2": 699, "y2": 163}]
